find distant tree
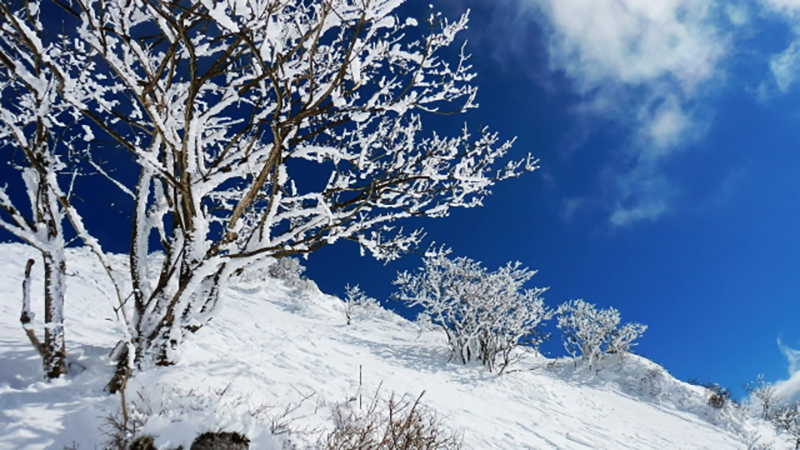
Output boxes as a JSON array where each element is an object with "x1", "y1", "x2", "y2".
[
  {"x1": 746, "y1": 374, "x2": 778, "y2": 420},
  {"x1": 555, "y1": 299, "x2": 646, "y2": 367},
  {"x1": 394, "y1": 250, "x2": 551, "y2": 373}
]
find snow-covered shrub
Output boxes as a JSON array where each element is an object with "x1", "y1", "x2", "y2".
[
  {"x1": 394, "y1": 251, "x2": 552, "y2": 373},
  {"x1": 325, "y1": 390, "x2": 462, "y2": 450},
  {"x1": 415, "y1": 313, "x2": 440, "y2": 334},
  {"x1": 343, "y1": 284, "x2": 381, "y2": 325},
  {"x1": 746, "y1": 374, "x2": 777, "y2": 420},
  {"x1": 637, "y1": 368, "x2": 667, "y2": 401},
  {"x1": 268, "y1": 257, "x2": 312, "y2": 291},
  {"x1": 556, "y1": 299, "x2": 647, "y2": 367},
  {"x1": 103, "y1": 382, "x2": 297, "y2": 449},
  {"x1": 100, "y1": 393, "x2": 151, "y2": 450},
  {"x1": 771, "y1": 402, "x2": 800, "y2": 449}
]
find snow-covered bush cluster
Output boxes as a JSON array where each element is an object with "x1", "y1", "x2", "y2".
[
  {"x1": 555, "y1": 299, "x2": 647, "y2": 367},
  {"x1": 393, "y1": 251, "x2": 551, "y2": 373}
]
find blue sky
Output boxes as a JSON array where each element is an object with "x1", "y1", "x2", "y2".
[
  {"x1": 1, "y1": 0, "x2": 799, "y2": 399},
  {"x1": 303, "y1": 0, "x2": 800, "y2": 399}
]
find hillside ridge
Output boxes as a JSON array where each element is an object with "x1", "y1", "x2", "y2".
[{"x1": 0, "y1": 243, "x2": 777, "y2": 449}]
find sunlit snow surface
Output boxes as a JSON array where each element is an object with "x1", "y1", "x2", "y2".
[{"x1": 0, "y1": 243, "x2": 779, "y2": 449}]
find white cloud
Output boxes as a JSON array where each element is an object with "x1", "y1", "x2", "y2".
[
  {"x1": 760, "y1": 0, "x2": 800, "y2": 92},
  {"x1": 560, "y1": 197, "x2": 588, "y2": 222},
  {"x1": 539, "y1": 0, "x2": 724, "y2": 93},
  {"x1": 770, "y1": 40, "x2": 800, "y2": 92},
  {"x1": 725, "y1": 3, "x2": 750, "y2": 26},
  {"x1": 609, "y1": 166, "x2": 677, "y2": 226},
  {"x1": 780, "y1": 339, "x2": 800, "y2": 374},
  {"x1": 762, "y1": 0, "x2": 800, "y2": 18},
  {"x1": 642, "y1": 95, "x2": 693, "y2": 156},
  {"x1": 610, "y1": 202, "x2": 669, "y2": 227},
  {"x1": 529, "y1": 0, "x2": 729, "y2": 225},
  {"x1": 773, "y1": 339, "x2": 800, "y2": 403}
]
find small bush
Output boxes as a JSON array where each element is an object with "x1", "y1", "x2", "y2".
[
  {"x1": 415, "y1": 313, "x2": 439, "y2": 334},
  {"x1": 689, "y1": 379, "x2": 733, "y2": 410},
  {"x1": 771, "y1": 402, "x2": 800, "y2": 449},
  {"x1": 708, "y1": 392, "x2": 728, "y2": 409},
  {"x1": 555, "y1": 299, "x2": 646, "y2": 367},
  {"x1": 343, "y1": 284, "x2": 382, "y2": 325},
  {"x1": 325, "y1": 389, "x2": 462, "y2": 450},
  {"x1": 100, "y1": 402, "x2": 150, "y2": 450},
  {"x1": 268, "y1": 257, "x2": 312, "y2": 291},
  {"x1": 637, "y1": 368, "x2": 666, "y2": 400}
]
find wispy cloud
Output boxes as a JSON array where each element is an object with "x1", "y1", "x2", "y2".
[
  {"x1": 752, "y1": 1, "x2": 800, "y2": 98},
  {"x1": 769, "y1": 40, "x2": 800, "y2": 93},
  {"x1": 533, "y1": 0, "x2": 732, "y2": 226},
  {"x1": 773, "y1": 339, "x2": 800, "y2": 402},
  {"x1": 610, "y1": 167, "x2": 677, "y2": 227},
  {"x1": 440, "y1": 0, "x2": 743, "y2": 226}
]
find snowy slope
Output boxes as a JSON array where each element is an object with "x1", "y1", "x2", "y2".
[{"x1": 0, "y1": 243, "x2": 779, "y2": 449}]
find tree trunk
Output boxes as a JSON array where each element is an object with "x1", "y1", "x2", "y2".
[
  {"x1": 134, "y1": 260, "x2": 228, "y2": 368},
  {"x1": 20, "y1": 259, "x2": 45, "y2": 357},
  {"x1": 42, "y1": 251, "x2": 67, "y2": 379}
]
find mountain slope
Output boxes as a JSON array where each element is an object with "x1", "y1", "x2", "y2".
[{"x1": 0, "y1": 243, "x2": 777, "y2": 449}]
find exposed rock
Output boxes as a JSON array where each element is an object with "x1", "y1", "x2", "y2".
[{"x1": 190, "y1": 432, "x2": 249, "y2": 450}]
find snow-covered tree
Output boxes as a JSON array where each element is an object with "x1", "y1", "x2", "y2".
[
  {"x1": 0, "y1": 1, "x2": 77, "y2": 378},
  {"x1": 44, "y1": 0, "x2": 536, "y2": 373},
  {"x1": 394, "y1": 251, "x2": 551, "y2": 373},
  {"x1": 1, "y1": 0, "x2": 133, "y2": 380},
  {"x1": 556, "y1": 299, "x2": 646, "y2": 367},
  {"x1": 746, "y1": 374, "x2": 777, "y2": 420}
]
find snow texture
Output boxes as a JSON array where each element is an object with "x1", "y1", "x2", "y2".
[{"x1": 0, "y1": 243, "x2": 781, "y2": 449}]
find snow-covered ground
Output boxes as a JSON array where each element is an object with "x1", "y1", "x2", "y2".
[{"x1": 0, "y1": 243, "x2": 781, "y2": 449}]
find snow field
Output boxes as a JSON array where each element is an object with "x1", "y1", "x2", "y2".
[{"x1": 0, "y1": 243, "x2": 780, "y2": 449}]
